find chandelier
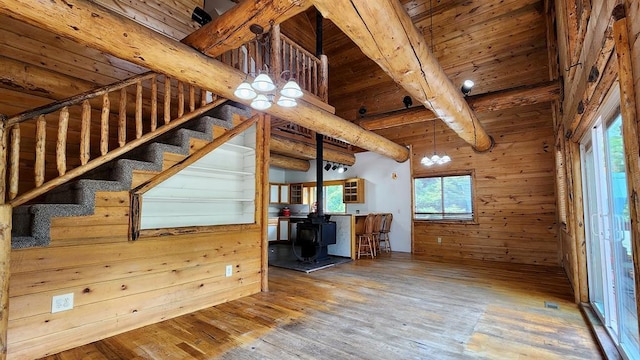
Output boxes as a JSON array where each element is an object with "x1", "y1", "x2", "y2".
[
  {"x1": 233, "y1": 24, "x2": 304, "y2": 110},
  {"x1": 421, "y1": 120, "x2": 451, "y2": 166}
]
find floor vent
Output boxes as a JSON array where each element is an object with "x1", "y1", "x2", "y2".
[{"x1": 544, "y1": 301, "x2": 560, "y2": 310}]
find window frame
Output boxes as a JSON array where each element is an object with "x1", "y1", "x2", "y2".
[{"x1": 412, "y1": 171, "x2": 477, "y2": 224}]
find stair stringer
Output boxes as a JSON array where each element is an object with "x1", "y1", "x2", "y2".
[{"x1": 11, "y1": 104, "x2": 250, "y2": 249}]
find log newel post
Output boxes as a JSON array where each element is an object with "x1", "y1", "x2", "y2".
[
  {"x1": 270, "y1": 24, "x2": 282, "y2": 84},
  {"x1": 0, "y1": 205, "x2": 10, "y2": 360},
  {"x1": 0, "y1": 116, "x2": 6, "y2": 205}
]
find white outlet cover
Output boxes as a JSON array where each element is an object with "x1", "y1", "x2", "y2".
[
  {"x1": 52, "y1": 293, "x2": 74, "y2": 313},
  {"x1": 226, "y1": 265, "x2": 233, "y2": 277}
]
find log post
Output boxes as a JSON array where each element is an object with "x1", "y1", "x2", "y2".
[
  {"x1": 0, "y1": 117, "x2": 6, "y2": 204},
  {"x1": 189, "y1": 85, "x2": 195, "y2": 112},
  {"x1": 271, "y1": 24, "x2": 282, "y2": 84},
  {"x1": 150, "y1": 75, "x2": 157, "y2": 131},
  {"x1": 0, "y1": 205, "x2": 11, "y2": 360},
  {"x1": 34, "y1": 115, "x2": 46, "y2": 187},
  {"x1": 118, "y1": 88, "x2": 127, "y2": 147},
  {"x1": 100, "y1": 93, "x2": 110, "y2": 156},
  {"x1": 56, "y1": 107, "x2": 69, "y2": 176},
  {"x1": 613, "y1": 13, "x2": 640, "y2": 334},
  {"x1": 8, "y1": 125, "x2": 19, "y2": 200},
  {"x1": 164, "y1": 76, "x2": 171, "y2": 125},
  {"x1": 135, "y1": 81, "x2": 143, "y2": 139},
  {"x1": 319, "y1": 54, "x2": 328, "y2": 102},
  {"x1": 177, "y1": 81, "x2": 184, "y2": 118},
  {"x1": 80, "y1": 100, "x2": 91, "y2": 165}
]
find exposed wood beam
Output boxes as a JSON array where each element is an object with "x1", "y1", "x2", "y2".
[
  {"x1": 270, "y1": 136, "x2": 355, "y2": 165},
  {"x1": 357, "y1": 81, "x2": 561, "y2": 131},
  {"x1": 467, "y1": 81, "x2": 561, "y2": 113},
  {"x1": 311, "y1": 0, "x2": 493, "y2": 152},
  {"x1": 270, "y1": 153, "x2": 310, "y2": 171},
  {"x1": 0, "y1": 0, "x2": 409, "y2": 163},
  {"x1": 182, "y1": 0, "x2": 311, "y2": 57},
  {"x1": 0, "y1": 55, "x2": 96, "y2": 99},
  {"x1": 356, "y1": 107, "x2": 438, "y2": 131}
]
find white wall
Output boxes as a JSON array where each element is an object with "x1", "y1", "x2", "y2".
[{"x1": 269, "y1": 151, "x2": 412, "y2": 253}]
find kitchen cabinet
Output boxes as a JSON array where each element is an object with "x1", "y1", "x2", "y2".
[
  {"x1": 343, "y1": 178, "x2": 365, "y2": 203},
  {"x1": 289, "y1": 183, "x2": 303, "y2": 204},
  {"x1": 269, "y1": 184, "x2": 280, "y2": 204},
  {"x1": 269, "y1": 183, "x2": 290, "y2": 204},
  {"x1": 278, "y1": 219, "x2": 290, "y2": 241},
  {"x1": 280, "y1": 184, "x2": 289, "y2": 204},
  {"x1": 268, "y1": 218, "x2": 278, "y2": 241}
]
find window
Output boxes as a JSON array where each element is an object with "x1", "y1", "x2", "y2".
[
  {"x1": 324, "y1": 185, "x2": 346, "y2": 213},
  {"x1": 304, "y1": 182, "x2": 346, "y2": 213},
  {"x1": 414, "y1": 174, "x2": 474, "y2": 221}
]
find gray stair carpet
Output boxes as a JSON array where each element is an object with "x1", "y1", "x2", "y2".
[{"x1": 11, "y1": 103, "x2": 250, "y2": 249}]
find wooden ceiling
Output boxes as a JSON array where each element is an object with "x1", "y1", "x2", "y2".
[
  {"x1": 0, "y1": 0, "x2": 552, "y2": 151},
  {"x1": 282, "y1": 0, "x2": 550, "y2": 121}
]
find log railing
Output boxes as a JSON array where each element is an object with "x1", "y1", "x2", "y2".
[
  {"x1": 1, "y1": 72, "x2": 222, "y2": 207},
  {"x1": 216, "y1": 24, "x2": 329, "y2": 103}
]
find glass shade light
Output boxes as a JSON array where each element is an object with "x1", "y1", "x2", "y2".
[
  {"x1": 421, "y1": 153, "x2": 451, "y2": 167},
  {"x1": 233, "y1": 82, "x2": 257, "y2": 100},
  {"x1": 250, "y1": 94, "x2": 272, "y2": 110},
  {"x1": 280, "y1": 80, "x2": 304, "y2": 99},
  {"x1": 251, "y1": 73, "x2": 276, "y2": 92},
  {"x1": 276, "y1": 96, "x2": 297, "y2": 108}
]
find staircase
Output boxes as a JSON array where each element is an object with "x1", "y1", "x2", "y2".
[{"x1": 2, "y1": 72, "x2": 252, "y2": 249}]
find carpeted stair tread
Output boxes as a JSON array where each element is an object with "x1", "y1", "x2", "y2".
[{"x1": 11, "y1": 102, "x2": 249, "y2": 249}]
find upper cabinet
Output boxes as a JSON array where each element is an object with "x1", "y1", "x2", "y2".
[
  {"x1": 270, "y1": 183, "x2": 290, "y2": 204},
  {"x1": 343, "y1": 178, "x2": 365, "y2": 203},
  {"x1": 289, "y1": 183, "x2": 303, "y2": 204}
]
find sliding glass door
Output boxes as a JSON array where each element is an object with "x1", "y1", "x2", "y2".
[{"x1": 582, "y1": 97, "x2": 640, "y2": 359}]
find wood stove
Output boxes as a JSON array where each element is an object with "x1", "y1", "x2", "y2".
[{"x1": 295, "y1": 216, "x2": 336, "y2": 262}]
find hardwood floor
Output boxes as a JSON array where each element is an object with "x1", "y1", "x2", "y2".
[{"x1": 40, "y1": 253, "x2": 602, "y2": 359}]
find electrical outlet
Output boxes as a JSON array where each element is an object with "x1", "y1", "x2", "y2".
[
  {"x1": 437, "y1": 237, "x2": 442, "y2": 244},
  {"x1": 51, "y1": 293, "x2": 74, "y2": 313},
  {"x1": 225, "y1": 265, "x2": 233, "y2": 277}
]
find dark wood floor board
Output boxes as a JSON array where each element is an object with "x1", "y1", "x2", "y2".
[{"x1": 40, "y1": 254, "x2": 602, "y2": 359}]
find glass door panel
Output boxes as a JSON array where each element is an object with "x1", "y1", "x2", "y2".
[
  {"x1": 582, "y1": 104, "x2": 640, "y2": 360},
  {"x1": 605, "y1": 114, "x2": 639, "y2": 355}
]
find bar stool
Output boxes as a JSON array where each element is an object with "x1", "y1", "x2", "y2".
[
  {"x1": 372, "y1": 213, "x2": 384, "y2": 255},
  {"x1": 378, "y1": 213, "x2": 393, "y2": 253},
  {"x1": 356, "y1": 214, "x2": 376, "y2": 259}
]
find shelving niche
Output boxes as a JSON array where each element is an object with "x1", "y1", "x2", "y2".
[{"x1": 141, "y1": 124, "x2": 257, "y2": 229}]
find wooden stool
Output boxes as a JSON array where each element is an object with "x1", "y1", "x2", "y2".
[
  {"x1": 378, "y1": 213, "x2": 393, "y2": 253},
  {"x1": 356, "y1": 214, "x2": 376, "y2": 259},
  {"x1": 372, "y1": 213, "x2": 384, "y2": 255}
]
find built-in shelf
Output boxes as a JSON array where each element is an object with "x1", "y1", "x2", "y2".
[{"x1": 141, "y1": 124, "x2": 257, "y2": 229}]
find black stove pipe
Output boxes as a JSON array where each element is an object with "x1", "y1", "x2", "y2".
[{"x1": 315, "y1": 10, "x2": 324, "y2": 217}]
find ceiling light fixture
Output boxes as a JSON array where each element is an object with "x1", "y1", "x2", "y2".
[
  {"x1": 233, "y1": 24, "x2": 304, "y2": 110},
  {"x1": 421, "y1": 120, "x2": 451, "y2": 167},
  {"x1": 461, "y1": 79, "x2": 474, "y2": 96},
  {"x1": 324, "y1": 162, "x2": 332, "y2": 171}
]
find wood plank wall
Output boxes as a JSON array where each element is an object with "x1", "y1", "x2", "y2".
[
  {"x1": 8, "y1": 200, "x2": 262, "y2": 359},
  {"x1": 380, "y1": 103, "x2": 558, "y2": 265}
]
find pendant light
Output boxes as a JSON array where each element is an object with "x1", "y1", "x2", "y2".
[
  {"x1": 232, "y1": 24, "x2": 304, "y2": 110},
  {"x1": 421, "y1": 120, "x2": 451, "y2": 167}
]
